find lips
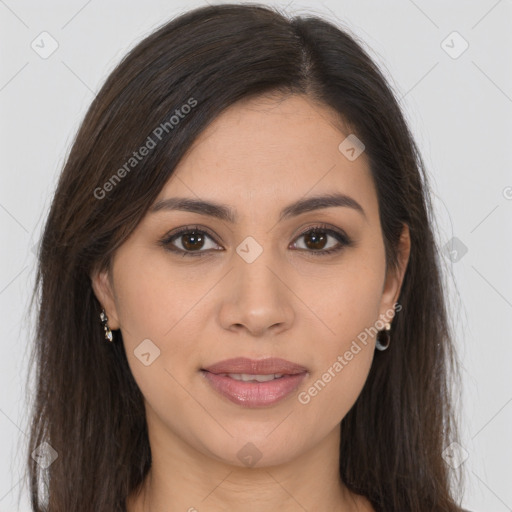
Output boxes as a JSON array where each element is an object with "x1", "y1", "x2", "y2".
[
  {"x1": 203, "y1": 357, "x2": 308, "y2": 375},
  {"x1": 201, "y1": 357, "x2": 308, "y2": 408}
]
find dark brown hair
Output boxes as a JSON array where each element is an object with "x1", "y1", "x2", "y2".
[{"x1": 27, "y1": 3, "x2": 465, "y2": 511}]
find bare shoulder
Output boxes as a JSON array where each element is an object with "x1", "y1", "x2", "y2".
[
  {"x1": 339, "y1": 487, "x2": 471, "y2": 512},
  {"x1": 354, "y1": 495, "x2": 471, "y2": 512}
]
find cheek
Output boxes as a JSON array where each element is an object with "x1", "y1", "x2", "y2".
[
  {"x1": 294, "y1": 247, "x2": 384, "y2": 420},
  {"x1": 297, "y1": 278, "x2": 379, "y2": 427},
  {"x1": 332, "y1": 266, "x2": 384, "y2": 341},
  {"x1": 113, "y1": 247, "x2": 201, "y2": 341},
  {"x1": 111, "y1": 250, "x2": 210, "y2": 390},
  {"x1": 340, "y1": 236, "x2": 386, "y2": 330},
  {"x1": 294, "y1": 244, "x2": 385, "y2": 347},
  {"x1": 298, "y1": 342, "x2": 374, "y2": 435}
]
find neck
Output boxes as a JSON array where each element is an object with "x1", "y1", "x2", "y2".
[{"x1": 126, "y1": 412, "x2": 370, "y2": 512}]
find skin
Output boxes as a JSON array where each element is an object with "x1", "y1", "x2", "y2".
[{"x1": 92, "y1": 93, "x2": 410, "y2": 512}]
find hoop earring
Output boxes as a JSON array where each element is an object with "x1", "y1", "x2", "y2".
[
  {"x1": 100, "y1": 309, "x2": 113, "y2": 343},
  {"x1": 375, "y1": 322, "x2": 391, "y2": 351}
]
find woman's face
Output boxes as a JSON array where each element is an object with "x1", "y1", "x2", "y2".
[{"x1": 92, "y1": 93, "x2": 409, "y2": 468}]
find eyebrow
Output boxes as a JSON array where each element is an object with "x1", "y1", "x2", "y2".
[{"x1": 150, "y1": 192, "x2": 366, "y2": 222}]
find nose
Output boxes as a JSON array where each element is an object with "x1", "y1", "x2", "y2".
[{"x1": 217, "y1": 247, "x2": 295, "y2": 337}]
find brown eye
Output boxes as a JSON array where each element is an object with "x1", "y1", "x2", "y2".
[
  {"x1": 181, "y1": 231, "x2": 206, "y2": 251},
  {"x1": 291, "y1": 225, "x2": 352, "y2": 255},
  {"x1": 303, "y1": 230, "x2": 328, "y2": 250},
  {"x1": 160, "y1": 226, "x2": 223, "y2": 256}
]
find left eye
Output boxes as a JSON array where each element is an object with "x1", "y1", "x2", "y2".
[{"x1": 290, "y1": 227, "x2": 350, "y2": 254}]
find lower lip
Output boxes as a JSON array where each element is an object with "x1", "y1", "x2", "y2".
[{"x1": 201, "y1": 370, "x2": 307, "y2": 408}]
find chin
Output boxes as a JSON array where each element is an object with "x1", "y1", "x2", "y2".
[{"x1": 198, "y1": 428, "x2": 308, "y2": 469}]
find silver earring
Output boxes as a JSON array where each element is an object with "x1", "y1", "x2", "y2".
[
  {"x1": 100, "y1": 309, "x2": 113, "y2": 343},
  {"x1": 375, "y1": 322, "x2": 391, "y2": 351}
]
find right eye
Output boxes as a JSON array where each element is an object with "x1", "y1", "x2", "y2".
[{"x1": 159, "y1": 226, "x2": 224, "y2": 257}]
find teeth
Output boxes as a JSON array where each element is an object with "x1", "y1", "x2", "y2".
[{"x1": 220, "y1": 373, "x2": 284, "y2": 382}]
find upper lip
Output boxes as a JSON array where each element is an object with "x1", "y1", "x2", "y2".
[{"x1": 203, "y1": 357, "x2": 308, "y2": 375}]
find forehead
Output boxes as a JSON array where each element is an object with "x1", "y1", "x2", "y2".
[{"x1": 157, "y1": 93, "x2": 378, "y2": 221}]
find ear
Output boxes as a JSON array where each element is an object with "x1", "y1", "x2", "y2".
[
  {"x1": 379, "y1": 223, "x2": 411, "y2": 323},
  {"x1": 90, "y1": 266, "x2": 120, "y2": 330}
]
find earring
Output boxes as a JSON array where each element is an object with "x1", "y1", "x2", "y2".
[
  {"x1": 375, "y1": 322, "x2": 391, "y2": 351},
  {"x1": 100, "y1": 309, "x2": 113, "y2": 343}
]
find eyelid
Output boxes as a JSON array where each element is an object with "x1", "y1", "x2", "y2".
[
  {"x1": 290, "y1": 223, "x2": 352, "y2": 253},
  {"x1": 168, "y1": 224, "x2": 221, "y2": 242},
  {"x1": 292, "y1": 222, "x2": 349, "y2": 240},
  {"x1": 159, "y1": 225, "x2": 224, "y2": 256}
]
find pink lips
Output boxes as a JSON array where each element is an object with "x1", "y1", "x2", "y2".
[{"x1": 201, "y1": 357, "x2": 308, "y2": 408}]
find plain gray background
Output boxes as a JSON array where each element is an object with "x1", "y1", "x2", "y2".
[{"x1": 1, "y1": 0, "x2": 511, "y2": 510}]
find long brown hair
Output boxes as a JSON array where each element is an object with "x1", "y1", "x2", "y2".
[{"x1": 26, "y1": 3, "x2": 465, "y2": 510}]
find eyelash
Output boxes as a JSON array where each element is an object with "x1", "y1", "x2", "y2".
[{"x1": 158, "y1": 223, "x2": 353, "y2": 258}]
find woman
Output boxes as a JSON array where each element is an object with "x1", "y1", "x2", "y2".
[{"x1": 27, "y1": 3, "x2": 467, "y2": 511}]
